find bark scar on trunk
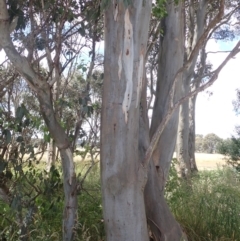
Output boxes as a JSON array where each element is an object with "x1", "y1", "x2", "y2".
[
  {"x1": 122, "y1": 8, "x2": 133, "y2": 123},
  {"x1": 113, "y1": 2, "x2": 118, "y2": 21},
  {"x1": 118, "y1": 50, "x2": 122, "y2": 79},
  {"x1": 136, "y1": 52, "x2": 143, "y2": 108}
]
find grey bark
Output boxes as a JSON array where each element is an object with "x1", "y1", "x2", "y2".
[
  {"x1": 149, "y1": 1, "x2": 184, "y2": 183},
  {"x1": 46, "y1": 139, "x2": 56, "y2": 172},
  {"x1": 176, "y1": 95, "x2": 191, "y2": 178},
  {"x1": 101, "y1": 1, "x2": 151, "y2": 240},
  {"x1": 145, "y1": 1, "x2": 186, "y2": 240},
  {"x1": 188, "y1": 93, "x2": 198, "y2": 173},
  {"x1": 176, "y1": 0, "x2": 208, "y2": 178}
]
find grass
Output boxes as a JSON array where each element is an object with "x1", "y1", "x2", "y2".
[
  {"x1": 166, "y1": 163, "x2": 240, "y2": 241},
  {"x1": 0, "y1": 161, "x2": 104, "y2": 241},
  {"x1": 1, "y1": 156, "x2": 240, "y2": 240}
]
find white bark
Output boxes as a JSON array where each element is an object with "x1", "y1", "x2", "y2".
[
  {"x1": 144, "y1": 1, "x2": 186, "y2": 240},
  {"x1": 149, "y1": 0, "x2": 184, "y2": 187},
  {"x1": 101, "y1": 1, "x2": 151, "y2": 240}
]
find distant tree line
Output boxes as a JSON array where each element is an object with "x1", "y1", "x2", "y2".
[{"x1": 195, "y1": 133, "x2": 222, "y2": 153}]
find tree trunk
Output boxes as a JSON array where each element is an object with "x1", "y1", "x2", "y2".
[
  {"x1": 37, "y1": 89, "x2": 77, "y2": 241},
  {"x1": 149, "y1": 1, "x2": 184, "y2": 182},
  {"x1": 59, "y1": 148, "x2": 77, "y2": 240},
  {"x1": 145, "y1": 1, "x2": 186, "y2": 240},
  {"x1": 176, "y1": 84, "x2": 191, "y2": 178},
  {"x1": 101, "y1": 2, "x2": 151, "y2": 240},
  {"x1": 46, "y1": 139, "x2": 56, "y2": 172},
  {"x1": 188, "y1": 92, "x2": 198, "y2": 173},
  {"x1": 0, "y1": 5, "x2": 78, "y2": 238},
  {"x1": 176, "y1": 0, "x2": 208, "y2": 177}
]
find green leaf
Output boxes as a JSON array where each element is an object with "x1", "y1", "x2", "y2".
[
  {"x1": 5, "y1": 170, "x2": 13, "y2": 180},
  {"x1": 78, "y1": 27, "x2": 85, "y2": 37},
  {"x1": 44, "y1": 133, "x2": 51, "y2": 142},
  {"x1": 35, "y1": 38, "x2": 46, "y2": 51},
  {"x1": 83, "y1": 106, "x2": 88, "y2": 114},
  {"x1": 16, "y1": 136, "x2": 24, "y2": 142},
  {"x1": 82, "y1": 66, "x2": 87, "y2": 72},
  {"x1": 0, "y1": 161, "x2": 7, "y2": 172},
  {"x1": 16, "y1": 105, "x2": 27, "y2": 122},
  {"x1": 15, "y1": 165, "x2": 22, "y2": 172},
  {"x1": 11, "y1": 195, "x2": 21, "y2": 211},
  {"x1": 23, "y1": 118, "x2": 30, "y2": 127},
  {"x1": 92, "y1": 74, "x2": 98, "y2": 80},
  {"x1": 3, "y1": 129, "x2": 11, "y2": 144},
  {"x1": 87, "y1": 106, "x2": 94, "y2": 117}
]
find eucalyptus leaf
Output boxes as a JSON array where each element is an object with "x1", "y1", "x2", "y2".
[{"x1": 3, "y1": 129, "x2": 11, "y2": 144}]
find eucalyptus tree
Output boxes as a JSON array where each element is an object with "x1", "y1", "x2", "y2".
[
  {"x1": 0, "y1": 0, "x2": 103, "y2": 239},
  {"x1": 177, "y1": 0, "x2": 240, "y2": 178}
]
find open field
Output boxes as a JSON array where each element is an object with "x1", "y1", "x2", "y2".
[
  {"x1": 173, "y1": 152, "x2": 227, "y2": 170},
  {"x1": 195, "y1": 153, "x2": 227, "y2": 170},
  {"x1": 35, "y1": 150, "x2": 228, "y2": 171}
]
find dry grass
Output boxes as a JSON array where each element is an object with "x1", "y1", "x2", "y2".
[
  {"x1": 195, "y1": 153, "x2": 227, "y2": 170},
  {"x1": 173, "y1": 152, "x2": 227, "y2": 171},
  {"x1": 35, "y1": 149, "x2": 227, "y2": 171}
]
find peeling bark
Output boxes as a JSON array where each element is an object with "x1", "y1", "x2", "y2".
[
  {"x1": 101, "y1": 1, "x2": 151, "y2": 240},
  {"x1": 122, "y1": 8, "x2": 134, "y2": 123}
]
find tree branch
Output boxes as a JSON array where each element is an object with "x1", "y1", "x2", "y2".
[{"x1": 144, "y1": 40, "x2": 240, "y2": 166}]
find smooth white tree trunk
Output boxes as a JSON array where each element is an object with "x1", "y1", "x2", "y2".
[
  {"x1": 145, "y1": 1, "x2": 187, "y2": 240},
  {"x1": 101, "y1": 1, "x2": 151, "y2": 240}
]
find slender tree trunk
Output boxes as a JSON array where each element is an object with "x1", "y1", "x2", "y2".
[
  {"x1": 188, "y1": 91, "x2": 198, "y2": 173},
  {"x1": 176, "y1": 85, "x2": 191, "y2": 178},
  {"x1": 149, "y1": 1, "x2": 184, "y2": 181},
  {"x1": 144, "y1": 1, "x2": 186, "y2": 240},
  {"x1": 0, "y1": 14, "x2": 78, "y2": 238},
  {"x1": 101, "y1": 2, "x2": 151, "y2": 240},
  {"x1": 37, "y1": 89, "x2": 77, "y2": 241},
  {"x1": 46, "y1": 139, "x2": 56, "y2": 172},
  {"x1": 47, "y1": 70, "x2": 60, "y2": 171},
  {"x1": 176, "y1": 0, "x2": 208, "y2": 178}
]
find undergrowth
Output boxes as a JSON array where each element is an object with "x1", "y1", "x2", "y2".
[
  {"x1": 0, "y1": 162, "x2": 104, "y2": 241},
  {"x1": 165, "y1": 160, "x2": 240, "y2": 241},
  {"x1": 1, "y1": 160, "x2": 240, "y2": 241}
]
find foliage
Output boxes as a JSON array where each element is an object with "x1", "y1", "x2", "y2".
[
  {"x1": 195, "y1": 134, "x2": 204, "y2": 152},
  {"x1": 0, "y1": 162, "x2": 104, "y2": 241},
  {"x1": 218, "y1": 129, "x2": 240, "y2": 171},
  {"x1": 195, "y1": 133, "x2": 222, "y2": 153},
  {"x1": 0, "y1": 90, "x2": 102, "y2": 239},
  {"x1": 165, "y1": 162, "x2": 240, "y2": 241},
  {"x1": 202, "y1": 133, "x2": 222, "y2": 154},
  {"x1": 152, "y1": 0, "x2": 167, "y2": 19},
  {"x1": 2, "y1": 157, "x2": 240, "y2": 241}
]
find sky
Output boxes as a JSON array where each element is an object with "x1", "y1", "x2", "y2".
[{"x1": 195, "y1": 39, "x2": 240, "y2": 139}]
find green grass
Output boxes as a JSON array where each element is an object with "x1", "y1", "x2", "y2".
[
  {"x1": 165, "y1": 165, "x2": 240, "y2": 241},
  {"x1": 0, "y1": 161, "x2": 104, "y2": 241},
  {"x1": 1, "y1": 160, "x2": 240, "y2": 241}
]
